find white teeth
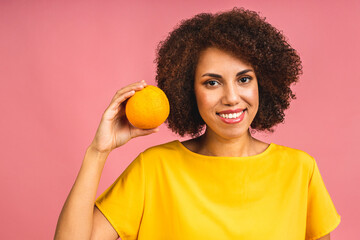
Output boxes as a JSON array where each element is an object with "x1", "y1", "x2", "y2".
[{"x1": 219, "y1": 111, "x2": 244, "y2": 119}]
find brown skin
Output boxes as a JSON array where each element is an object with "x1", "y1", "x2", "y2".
[
  {"x1": 182, "y1": 47, "x2": 331, "y2": 239},
  {"x1": 55, "y1": 8, "x2": 331, "y2": 240},
  {"x1": 185, "y1": 47, "x2": 267, "y2": 157},
  {"x1": 319, "y1": 234, "x2": 330, "y2": 240},
  {"x1": 54, "y1": 81, "x2": 158, "y2": 240},
  {"x1": 156, "y1": 7, "x2": 302, "y2": 137}
]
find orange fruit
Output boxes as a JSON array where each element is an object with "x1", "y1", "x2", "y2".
[{"x1": 125, "y1": 85, "x2": 170, "y2": 129}]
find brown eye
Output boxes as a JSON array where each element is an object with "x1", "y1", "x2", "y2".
[
  {"x1": 206, "y1": 80, "x2": 219, "y2": 86},
  {"x1": 239, "y1": 76, "x2": 252, "y2": 83}
]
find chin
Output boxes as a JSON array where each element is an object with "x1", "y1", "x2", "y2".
[{"x1": 208, "y1": 126, "x2": 250, "y2": 140}]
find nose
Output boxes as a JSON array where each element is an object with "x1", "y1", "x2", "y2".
[{"x1": 221, "y1": 83, "x2": 240, "y2": 106}]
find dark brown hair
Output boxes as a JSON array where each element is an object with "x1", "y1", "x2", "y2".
[{"x1": 155, "y1": 7, "x2": 302, "y2": 137}]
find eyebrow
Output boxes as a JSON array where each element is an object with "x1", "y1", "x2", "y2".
[{"x1": 201, "y1": 69, "x2": 253, "y2": 78}]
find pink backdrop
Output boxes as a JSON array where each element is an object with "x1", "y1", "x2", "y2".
[{"x1": 1, "y1": 0, "x2": 359, "y2": 239}]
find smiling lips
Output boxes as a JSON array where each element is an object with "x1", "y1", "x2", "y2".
[{"x1": 217, "y1": 109, "x2": 246, "y2": 124}]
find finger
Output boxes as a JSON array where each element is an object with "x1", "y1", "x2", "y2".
[
  {"x1": 131, "y1": 127, "x2": 160, "y2": 138},
  {"x1": 111, "y1": 80, "x2": 147, "y2": 101},
  {"x1": 107, "y1": 81, "x2": 147, "y2": 111},
  {"x1": 107, "y1": 90, "x2": 135, "y2": 112}
]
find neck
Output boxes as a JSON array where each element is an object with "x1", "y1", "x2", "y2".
[{"x1": 196, "y1": 129, "x2": 256, "y2": 157}]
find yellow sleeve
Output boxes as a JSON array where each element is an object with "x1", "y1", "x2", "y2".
[
  {"x1": 95, "y1": 153, "x2": 145, "y2": 240},
  {"x1": 305, "y1": 158, "x2": 341, "y2": 240}
]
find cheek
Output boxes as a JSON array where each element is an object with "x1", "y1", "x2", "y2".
[
  {"x1": 243, "y1": 86, "x2": 258, "y2": 100},
  {"x1": 251, "y1": 88, "x2": 259, "y2": 105},
  {"x1": 195, "y1": 89, "x2": 216, "y2": 115},
  {"x1": 196, "y1": 91, "x2": 209, "y2": 110},
  {"x1": 242, "y1": 86, "x2": 259, "y2": 109}
]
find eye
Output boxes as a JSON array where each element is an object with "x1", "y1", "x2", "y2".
[
  {"x1": 238, "y1": 76, "x2": 252, "y2": 83},
  {"x1": 205, "y1": 80, "x2": 220, "y2": 87}
]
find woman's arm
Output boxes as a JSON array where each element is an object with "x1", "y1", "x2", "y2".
[
  {"x1": 54, "y1": 146, "x2": 112, "y2": 239},
  {"x1": 54, "y1": 80, "x2": 158, "y2": 240}
]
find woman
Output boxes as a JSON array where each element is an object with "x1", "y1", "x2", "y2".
[{"x1": 55, "y1": 8, "x2": 341, "y2": 240}]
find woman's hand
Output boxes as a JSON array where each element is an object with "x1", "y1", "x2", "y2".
[{"x1": 89, "y1": 80, "x2": 159, "y2": 153}]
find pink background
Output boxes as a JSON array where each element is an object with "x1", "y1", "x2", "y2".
[{"x1": 0, "y1": 0, "x2": 359, "y2": 239}]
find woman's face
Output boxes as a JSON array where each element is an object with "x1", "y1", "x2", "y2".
[{"x1": 194, "y1": 47, "x2": 259, "y2": 140}]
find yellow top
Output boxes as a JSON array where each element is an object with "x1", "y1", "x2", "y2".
[{"x1": 95, "y1": 141, "x2": 341, "y2": 240}]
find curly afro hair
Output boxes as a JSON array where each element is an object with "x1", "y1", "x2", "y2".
[{"x1": 155, "y1": 7, "x2": 302, "y2": 137}]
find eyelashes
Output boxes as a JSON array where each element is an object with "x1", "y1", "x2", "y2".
[
  {"x1": 203, "y1": 76, "x2": 253, "y2": 87},
  {"x1": 239, "y1": 76, "x2": 252, "y2": 83},
  {"x1": 205, "y1": 80, "x2": 219, "y2": 86}
]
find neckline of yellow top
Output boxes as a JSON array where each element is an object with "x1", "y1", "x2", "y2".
[{"x1": 175, "y1": 140, "x2": 275, "y2": 161}]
